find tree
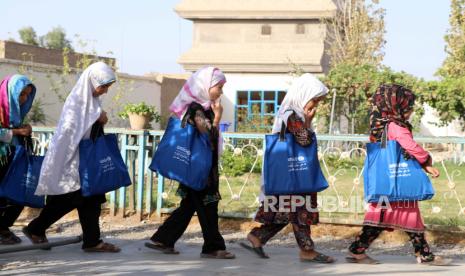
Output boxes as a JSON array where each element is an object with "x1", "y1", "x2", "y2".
[
  {"x1": 423, "y1": 0, "x2": 465, "y2": 127},
  {"x1": 437, "y1": 0, "x2": 465, "y2": 78},
  {"x1": 322, "y1": 63, "x2": 427, "y2": 134},
  {"x1": 40, "y1": 26, "x2": 73, "y2": 51},
  {"x1": 317, "y1": 0, "x2": 387, "y2": 134},
  {"x1": 325, "y1": 0, "x2": 386, "y2": 67},
  {"x1": 18, "y1": 26, "x2": 39, "y2": 46}
]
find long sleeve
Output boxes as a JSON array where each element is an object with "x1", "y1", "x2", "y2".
[{"x1": 387, "y1": 122, "x2": 430, "y2": 165}]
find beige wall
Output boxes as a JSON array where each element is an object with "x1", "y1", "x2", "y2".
[{"x1": 0, "y1": 58, "x2": 161, "y2": 129}]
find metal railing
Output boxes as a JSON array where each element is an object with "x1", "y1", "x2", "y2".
[{"x1": 32, "y1": 127, "x2": 465, "y2": 227}]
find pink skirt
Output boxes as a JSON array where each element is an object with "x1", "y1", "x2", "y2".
[{"x1": 363, "y1": 201, "x2": 425, "y2": 233}]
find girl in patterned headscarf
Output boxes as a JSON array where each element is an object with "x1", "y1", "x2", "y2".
[
  {"x1": 0, "y1": 75, "x2": 36, "y2": 244},
  {"x1": 347, "y1": 84, "x2": 450, "y2": 266}
]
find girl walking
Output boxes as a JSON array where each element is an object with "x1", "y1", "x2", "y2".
[
  {"x1": 145, "y1": 66, "x2": 235, "y2": 259},
  {"x1": 241, "y1": 73, "x2": 335, "y2": 263},
  {"x1": 23, "y1": 62, "x2": 120, "y2": 253},
  {"x1": 0, "y1": 75, "x2": 36, "y2": 244},
  {"x1": 347, "y1": 84, "x2": 451, "y2": 265}
]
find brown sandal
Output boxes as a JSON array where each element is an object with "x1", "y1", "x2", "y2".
[
  {"x1": 419, "y1": 256, "x2": 453, "y2": 266},
  {"x1": 22, "y1": 226, "x2": 51, "y2": 250},
  {"x1": 301, "y1": 253, "x2": 336, "y2": 264},
  {"x1": 83, "y1": 242, "x2": 121, "y2": 253},
  {"x1": 346, "y1": 256, "x2": 380, "y2": 264},
  {"x1": 0, "y1": 230, "x2": 21, "y2": 245},
  {"x1": 200, "y1": 250, "x2": 236, "y2": 259},
  {"x1": 144, "y1": 241, "x2": 179, "y2": 254}
]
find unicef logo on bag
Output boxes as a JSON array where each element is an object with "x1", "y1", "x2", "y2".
[
  {"x1": 388, "y1": 162, "x2": 411, "y2": 178},
  {"x1": 99, "y1": 156, "x2": 115, "y2": 173},
  {"x1": 173, "y1": 146, "x2": 191, "y2": 165},
  {"x1": 288, "y1": 155, "x2": 309, "y2": 172}
]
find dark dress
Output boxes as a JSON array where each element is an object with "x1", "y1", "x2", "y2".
[{"x1": 151, "y1": 102, "x2": 226, "y2": 253}]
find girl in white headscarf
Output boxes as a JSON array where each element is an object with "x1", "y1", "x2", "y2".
[
  {"x1": 24, "y1": 62, "x2": 120, "y2": 253},
  {"x1": 145, "y1": 66, "x2": 235, "y2": 259},
  {"x1": 241, "y1": 73, "x2": 335, "y2": 263}
]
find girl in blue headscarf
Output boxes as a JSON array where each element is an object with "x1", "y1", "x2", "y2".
[{"x1": 0, "y1": 74, "x2": 36, "y2": 244}]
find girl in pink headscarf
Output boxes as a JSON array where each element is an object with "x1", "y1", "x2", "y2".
[{"x1": 145, "y1": 66, "x2": 235, "y2": 259}]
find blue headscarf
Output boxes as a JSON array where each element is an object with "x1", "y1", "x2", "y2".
[{"x1": 7, "y1": 75, "x2": 36, "y2": 127}]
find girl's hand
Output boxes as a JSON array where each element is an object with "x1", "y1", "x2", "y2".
[
  {"x1": 211, "y1": 101, "x2": 223, "y2": 127},
  {"x1": 425, "y1": 166, "x2": 440, "y2": 178},
  {"x1": 304, "y1": 108, "x2": 316, "y2": 128},
  {"x1": 13, "y1": 124, "x2": 32, "y2": 136},
  {"x1": 98, "y1": 111, "x2": 108, "y2": 125}
]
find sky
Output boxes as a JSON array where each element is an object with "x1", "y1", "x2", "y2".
[{"x1": 0, "y1": 0, "x2": 452, "y2": 80}]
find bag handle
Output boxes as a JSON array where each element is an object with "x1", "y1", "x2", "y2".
[
  {"x1": 90, "y1": 122, "x2": 105, "y2": 141},
  {"x1": 381, "y1": 123, "x2": 389, "y2": 149},
  {"x1": 279, "y1": 121, "x2": 286, "y2": 142}
]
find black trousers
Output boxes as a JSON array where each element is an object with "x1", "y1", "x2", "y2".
[
  {"x1": 27, "y1": 190, "x2": 104, "y2": 249},
  {"x1": 151, "y1": 189, "x2": 226, "y2": 253},
  {"x1": 0, "y1": 150, "x2": 23, "y2": 231},
  {"x1": 0, "y1": 199, "x2": 24, "y2": 231}
]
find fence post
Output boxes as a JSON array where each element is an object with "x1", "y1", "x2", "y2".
[
  {"x1": 118, "y1": 134, "x2": 128, "y2": 218},
  {"x1": 156, "y1": 174, "x2": 165, "y2": 219},
  {"x1": 136, "y1": 132, "x2": 146, "y2": 220}
]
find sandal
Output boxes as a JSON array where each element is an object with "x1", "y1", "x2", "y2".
[
  {"x1": 301, "y1": 253, "x2": 335, "y2": 264},
  {"x1": 0, "y1": 230, "x2": 21, "y2": 245},
  {"x1": 83, "y1": 242, "x2": 121, "y2": 253},
  {"x1": 240, "y1": 242, "x2": 269, "y2": 259},
  {"x1": 144, "y1": 241, "x2": 179, "y2": 254},
  {"x1": 419, "y1": 256, "x2": 452, "y2": 266},
  {"x1": 200, "y1": 250, "x2": 236, "y2": 259},
  {"x1": 22, "y1": 226, "x2": 51, "y2": 250},
  {"x1": 346, "y1": 256, "x2": 380, "y2": 264}
]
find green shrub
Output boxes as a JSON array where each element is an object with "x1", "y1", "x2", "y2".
[{"x1": 221, "y1": 149, "x2": 262, "y2": 177}]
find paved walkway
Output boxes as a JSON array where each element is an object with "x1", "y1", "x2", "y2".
[{"x1": 0, "y1": 235, "x2": 464, "y2": 275}]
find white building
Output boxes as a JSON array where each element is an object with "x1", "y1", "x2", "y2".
[{"x1": 175, "y1": 0, "x2": 337, "y2": 132}]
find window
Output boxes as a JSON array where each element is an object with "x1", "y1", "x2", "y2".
[
  {"x1": 296, "y1": 24, "x2": 305, "y2": 34},
  {"x1": 235, "y1": 90, "x2": 286, "y2": 132},
  {"x1": 261, "y1": 25, "x2": 272, "y2": 35}
]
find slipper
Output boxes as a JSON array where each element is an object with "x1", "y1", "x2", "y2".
[
  {"x1": 200, "y1": 250, "x2": 236, "y2": 259},
  {"x1": 22, "y1": 226, "x2": 51, "y2": 250},
  {"x1": 239, "y1": 242, "x2": 269, "y2": 259},
  {"x1": 144, "y1": 241, "x2": 179, "y2": 254},
  {"x1": 83, "y1": 242, "x2": 120, "y2": 253},
  {"x1": 419, "y1": 256, "x2": 452, "y2": 266},
  {"x1": 345, "y1": 256, "x2": 380, "y2": 264},
  {"x1": 0, "y1": 230, "x2": 21, "y2": 245},
  {"x1": 301, "y1": 253, "x2": 335, "y2": 264}
]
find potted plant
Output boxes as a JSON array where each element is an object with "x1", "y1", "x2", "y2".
[{"x1": 119, "y1": 102, "x2": 161, "y2": 130}]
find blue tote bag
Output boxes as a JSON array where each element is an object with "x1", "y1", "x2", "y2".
[
  {"x1": 363, "y1": 128, "x2": 435, "y2": 203},
  {"x1": 79, "y1": 133, "x2": 132, "y2": 197},
  {"x1": 264, "y1": 123, "x2": 328, "y2": 195},
  {"x1": 149, "y1": 117, "x2": 212, "y2": 191},
  {"x1": 0, "y1": 145, "x2": 45, "y2": 208}
]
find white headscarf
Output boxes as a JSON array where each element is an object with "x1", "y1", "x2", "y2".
[
  {"x1": 259, "y1": 73, "x2": 328, "y2": 202},
  {"x1": 35, "y1": 62, "x2": 116, "y2": 195},
  {"x1": 271, "y1": 73, "x2": 329, "y2": 134},
  {"x1": 169, "y1": 66, "x2": 226, "y2": 118}
]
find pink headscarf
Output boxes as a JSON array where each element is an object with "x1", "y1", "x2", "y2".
[{"x1": 170, "y1": 66, "x2": 226, "y2": 118}]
